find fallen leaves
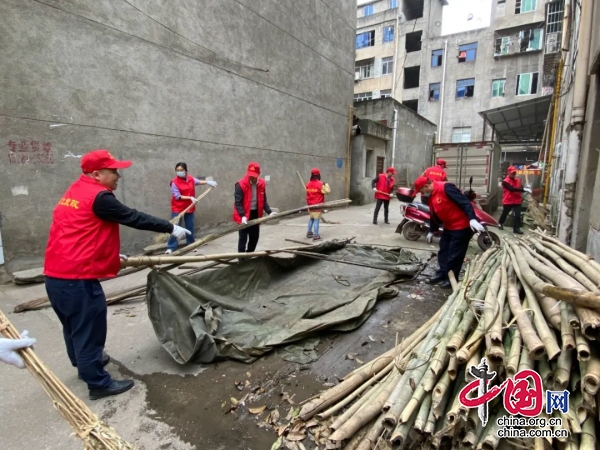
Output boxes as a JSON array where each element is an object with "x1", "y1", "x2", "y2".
[{"x1": 249, "y1": 405, "x2": 267, "y2": 415}]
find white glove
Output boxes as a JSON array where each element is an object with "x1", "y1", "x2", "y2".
[
  {"x1": 241, "y1": 217, "x2": 248, "y2": 225},
  {"x1": 373, "y1": 188, "x2": 377, "y2": 192},
  {"x1": 269, "y1": 211, "x2": 277, "y2": 216},
  {"x1": 171, "y1": 224, "x2": 191, "y2": 239},
  {"x1": 470, "y1": 219, "x2": 485, "y2": 233},
  {"x1": 119, "y1": 254, "x2": 128, "y2": 260},
  {"x1": 388, "y1": 193, "x2": 393, "y2": 197},
  {"x1": 189, "y1": 196, "x2": 199, "y2": 204},
  {"x1": 0, "y1": 331, "x2": 36, "y2": 369},
  {"x1": 206, "y1": 180, "x2": 217, "y2": 188},
  {"x1": 523, "y1": 188, "x2": 532, "y2": 194},
  {"x1": 426, "y1": 232, "x2": 434, "y2": 243}
]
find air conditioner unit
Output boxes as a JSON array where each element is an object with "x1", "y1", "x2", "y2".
[{"x1": 355, "y1": 72, "x2": 361, "y2": 81}]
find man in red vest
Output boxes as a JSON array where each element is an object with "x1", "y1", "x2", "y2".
[
  {"x1": 44, "y1": 150, "x2": 190, "y2": 400},
  {"x1": 233, "y1": 162, "x2": 277, "y2": 254},
  {"x1": 498, "y1": 166, "x2": 531, "y2": 234},
  {"x1": 413, "y1": 176, "x2": 485, "y2": 289},
  {"x1": 305, "y1": 168, "x2": 331, "y2": 240},
  {"x1": 371, "y1": 167, "x2": 397, "y2": 225},
  {"x1": 421, "y1": 159, "x2": 448, "y2": 205}
]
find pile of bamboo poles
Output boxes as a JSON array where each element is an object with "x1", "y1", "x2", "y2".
[
  {"x1": 285, "y1": 232, "x2": 599, "y2": 450},
  {"x1": 0, "y1": 309, "x2": 135, "y2": 449}
]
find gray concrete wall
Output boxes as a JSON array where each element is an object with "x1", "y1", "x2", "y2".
[
  {"x1": 350, "y1": 134, "x2": 388, "y2": 206},
  {"x1": 353, "y1": 97, "x2": 436, "y2": 185},
  {"x1": 0, "y1": 0, "x2": 356, "y2": 268}
]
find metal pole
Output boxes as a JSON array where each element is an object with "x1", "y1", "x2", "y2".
[{"x1": 391, "y1": 109, "x2": 398, "y2": 167}]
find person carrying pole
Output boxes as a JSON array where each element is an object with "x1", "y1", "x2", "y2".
[
  {"x1": 372, "y1": 167, "x2": 397, "y2": 225},
  {"x1": 413, "y1": 176, "x2": 485, "y2": 289},
  {"x1": 498, "y1": 166, "x2": 531, "y2": 235},
  {"x1": 420, "y1": 158, "x2": 448, "y2": 205},
  {"x1": 305, "y1": 168, "x2": 331, "y2": 241},
  {"x1": 43, "y1": 150, "x2": 190, "y2": 400}
]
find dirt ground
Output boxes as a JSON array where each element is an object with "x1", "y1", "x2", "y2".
[{"x1": 0, "y1": 203, "x2": 485, "y2": 450}]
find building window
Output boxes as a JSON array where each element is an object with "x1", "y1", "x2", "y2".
[
  {"x1": 380, "y1": 89, "x2": 392, "y2": 98},
  {"x1": 404, "y1": 66, "x2": 420, "y2": 89},
  {"x1": 389, "y1": 0, "x2": 398, "y2": 8},
  {"x1": 405, "y1": 31, "x2": 423, "y2": 52},
  {"x1": 403, "y1": 100, "x2": 419, "y2": 112},
  {"x1": 456, "y1": 78, "x2": 475, "y2": 98},
  {"x1": 492, "y1": 79, "x2": 506, "y2": 98},
  {"x1": 494, "y1": 36, "x2": 510, "y2": 56},
  {"x1": 458, "y1": 43, "x2": 477, "y2": 62},
  {"x1": 431, "y1": 49, "x2": 443, "y2": 67},
  {"x1": 519, "y1": 29, "x2": 543, "y2": 51},
  {"x1": 354, "y1": 92, "x2": 373, "y2": 102},
  {"x1": 516, "y1": 72, "x2": 539, "y2": 95},
  {"x1": 363, "y1": 4, "x2": 374, "y2": 16},
  {"x1": 356, "y1": 31, "x2": 375, "y2": 49},
  {"x1": 516, "y1": 0, "x2": 536, "y2": 14},
  {"x1": 403, "y1": 0, "x2": 424, "y2": 20},
  {"x1": 355, "y1": 59, "x2": 374, "y2": 79},
  {"x1": 547, "y1": 1, "x2": 564, "y2": 33},
  {"x1": 382, "y1": 57, "x2": 394, "y2": 75},
  {"x1": 383, "y1": 26, "x2": 395, "y2": 43},
  {"x1": 452, "y1": 127, "x2": 471, "y2": 143},
  {"x1": 429, "y1": 83, "x2": 440, "y2": 101}
]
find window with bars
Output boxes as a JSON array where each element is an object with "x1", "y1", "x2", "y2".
[
  {"x1": 547, "y1": 1, "x2": 564, "y2": 33},
  {"x1": 516, "y1": 72, "x2": 539, "y2": 95},
  {"x1": 356, "y1": 31, "x2": 375, "y2": 49},
  {"x1": 452, "y1": 127, "x2": 471, "y2": 143},
  {"x1": 494, "y1": 36, "x2": 510, "y2": 55},
  {"x1": 492, "y1": 79, "x2": 506, "y2": 98},
  {"x1": 383, "y1": 26, "x2": 395, "y2": 43},
  {"x1": 515, "y1": 0, "x2": 536, "y2": 14},
  {"x1": 354, "y1": 92, "x2": 373, "y2": 102},
  {"x1": 382, "y1": 57, "x2": 394, "y2": 75}
]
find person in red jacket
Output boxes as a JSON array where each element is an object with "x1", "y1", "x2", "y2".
[
  {"x1": 371, "y1": 167, "x2": 397, "y2": 225},
  {"x1": 305, "y1": 168, "x2": 331, "y2": 241},
  {"x1": 44, "y1": 150, "x2": 190, "y2": 400},
  {"x1": 420, "y1": 159, "x2": 448, "y2": 205},
  {"x1": 498, "y1": 166, "x2": 531, "y2": 234},
  {"x1": 166, "y1": 162, "x2": 218, "y2": 254},
  {"x1": 413, "y1": 176, "x2": 485, "y2": 289},
  {"x1": 233, "y1": 162, "x2": 277, "y2": 254}
]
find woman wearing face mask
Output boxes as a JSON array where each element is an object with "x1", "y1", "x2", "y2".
[{"x1": 166, "y1": 162, "x2": 218, "y2": 254}]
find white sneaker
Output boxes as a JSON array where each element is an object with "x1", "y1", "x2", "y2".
[{"x1": 165, "y1": 249, "x2": 173, "y2": 254}]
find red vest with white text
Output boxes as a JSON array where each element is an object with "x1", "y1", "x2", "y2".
[
  {"x1": 44, "y1": 175, "x2": 121, "y2": 279},
  {"x1": 232, "y1": 177, "x2": 266, "y2": 224},
  {"x1": 429, "y1": 182, "x2": 471, "y2": 231},
  {"x1": 502, "y1": 176, "x2": 523, "y2": 205},
  {"x1": 423, "y1": 166, "x2": 448, "y2": 182},
  {"x1": 306, "y1": 180, "x2": 325, "y2": 207},
  {"x1": 171, "y1": 175, "x2": 197, "y2": 213},
  {"x1": 374, "y1": 174, "x2": 394, "y2": 200}
]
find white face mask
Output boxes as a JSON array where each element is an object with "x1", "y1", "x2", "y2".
[{"x1": 176, "y1": 171, "x2": 186, "y2": 178}]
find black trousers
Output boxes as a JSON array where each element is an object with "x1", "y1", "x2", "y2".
[
  {"x1": 436, "y1": 227, "x2": 473, "y2": 281},
  {"x1": 499, "y1": 204, "x2": 522, "y2": 231},
  {"x1": 238, "y1": 209, "x2": 260, "y2": 253},
  {"x1": 45, "y1": 277, "x2": 112, "y2": 390},
  {"x1": 373, "y1": 199, "x2": 390, "y2": 223}
]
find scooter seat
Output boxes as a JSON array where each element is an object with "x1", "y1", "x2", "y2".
[{"x1": 411, "y1": 203, "x2": 430, "y2": 214}]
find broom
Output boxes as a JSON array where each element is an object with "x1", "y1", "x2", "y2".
[
  {"x1": 296, "y1": 171, "x2": 340, "y2": 225},
  {"x1": 0, "y1": 308, "x2": 136, "y2": 449},
  {"x1": 152, "y1": 186, "x2": 214, "y2": 244},
  {"x1": 523, "y1": 170, "x2": 547, "y2": 229}
]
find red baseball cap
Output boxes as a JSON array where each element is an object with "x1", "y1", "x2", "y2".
[
  {"x1": 311, "y1": 168, "x2": 320, "y2": 175},
  {"x1": 386, "y1": 166, "x2": 397, "y2": 174},
  {"x1": 508, "y1": 166, "x2": 517, "y2": 173},
  {"x1": 414, "y1": 176, "x2": 431, "y2": 193},
  {"x1": 81, "y1": 149, "x2": 132, "y2": 173},
  {"x1": 246, "y1": 162, "x2": 261, "y2": 177},
  {"x1": 436, "y1": 158, "x2": 447, "y2": 168}
]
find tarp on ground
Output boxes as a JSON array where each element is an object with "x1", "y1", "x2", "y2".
[{"x1": 146, "y1": 241, "x2": 425, "y2": 364}]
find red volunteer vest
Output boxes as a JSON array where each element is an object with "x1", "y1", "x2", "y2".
[
  {"x1": 306, "y1": 180, "x2": 325, "y2": 210},
  {"x1": 232, "y1": 177, "x2": 266, "y2": 224},
  {"x1": 423, "y1": 166, "x2": 448, "y2": 182},
  {"x1": 44, "y1": 175, "x2": 121, "y2": 279},
  {"x1": 429, "y1": 181, "x2": 471, "y2": 231},
  {"x1": 171, "y1": 175, "x2": 197, "y2": 213},
  {"x1": 374, "y1": 174, "x2": 394, "y2": 200},
  {"x1": 502, "y1": 176, "x2": 523, "y2": 205}
]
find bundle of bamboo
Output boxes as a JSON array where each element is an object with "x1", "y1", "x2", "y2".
[{"x1": 273, "y1": 234, "x2": 600, "y2": 450}]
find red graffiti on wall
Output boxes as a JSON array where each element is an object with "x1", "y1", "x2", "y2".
[{"x1": 7, "y1": 140, "x2": 55, "y2": 164}]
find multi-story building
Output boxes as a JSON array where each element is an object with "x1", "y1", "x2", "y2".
[{"x1": 355, "y1": 0, "x2": 562, "y2": 144}]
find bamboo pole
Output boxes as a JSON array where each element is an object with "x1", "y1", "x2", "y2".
[
  {"x1": 505, "y1": 326, "x2": 521, "y2": 378},
  {"x1": 582, "y1": 346, "x2": 600, "y2": 395},
  {"x1": 580, "y1": 416, "x2": 596, "y2": 450},
  {"x1": 536, "y1": 293, "x2": 562, "y2": 331},
  {"x1": 574, "y1": 328, "x2": 591, "y2": 361},
  {"x1": 533, "y1": 231, "x2": 600, "y2": 277},
  {"x1": 413, "y1": 393, "x2": 432, "y2": 433},
  {"x1": 560, "y1": 301, "x2": 577, "y2": 351}
]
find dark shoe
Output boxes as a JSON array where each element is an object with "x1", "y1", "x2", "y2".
[
  {"x1": 428, "y1": 275, "x2": 445, "y2": 285},
  {"x1": 373, "y1": 221, "x2": 378, "y2": 225},
  {"x1": 498, "y1": 224, "x2": 504, "y2": 231},
  {"x1": 89, "y1": 379, "x2": 135, "y2": 400},
  {"x1": 439, "y1": 281, "x2": 452, "y2": 289},
  {"x1": 307, "y1": 232, "x2": 314, "y2": 238},
  {"x1": 384, "y1": 221, "x2": 390, "y2": 225},
  {"x1": 313, "y1": 235, "x2": 321, "y2": 241},
  {"x1": 513, "y1": 229, "x2": 524, "y2": 235}
]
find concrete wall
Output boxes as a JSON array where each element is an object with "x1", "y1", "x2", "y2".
[
  {"x1": 353, "y1": 97, "x2": 436, "y2": 185},
  {"x1": 0, "y1": 0, "x2": 356, "y2": 268},
  {"x1": 350, "y1": 127, "x2": 389, "y2": 206}
]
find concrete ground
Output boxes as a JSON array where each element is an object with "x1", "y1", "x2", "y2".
[{"x1": 0, "y1": 202, "x2": 491, "y2": 450}]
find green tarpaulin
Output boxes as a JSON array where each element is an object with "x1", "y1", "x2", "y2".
[{"x1": 146, "y1": 241, "x2": 425, "y2": 364}]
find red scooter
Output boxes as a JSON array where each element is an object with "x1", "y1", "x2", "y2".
[{"x1": 395, "y1": 178, "x2": 500, "y2": 251}]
